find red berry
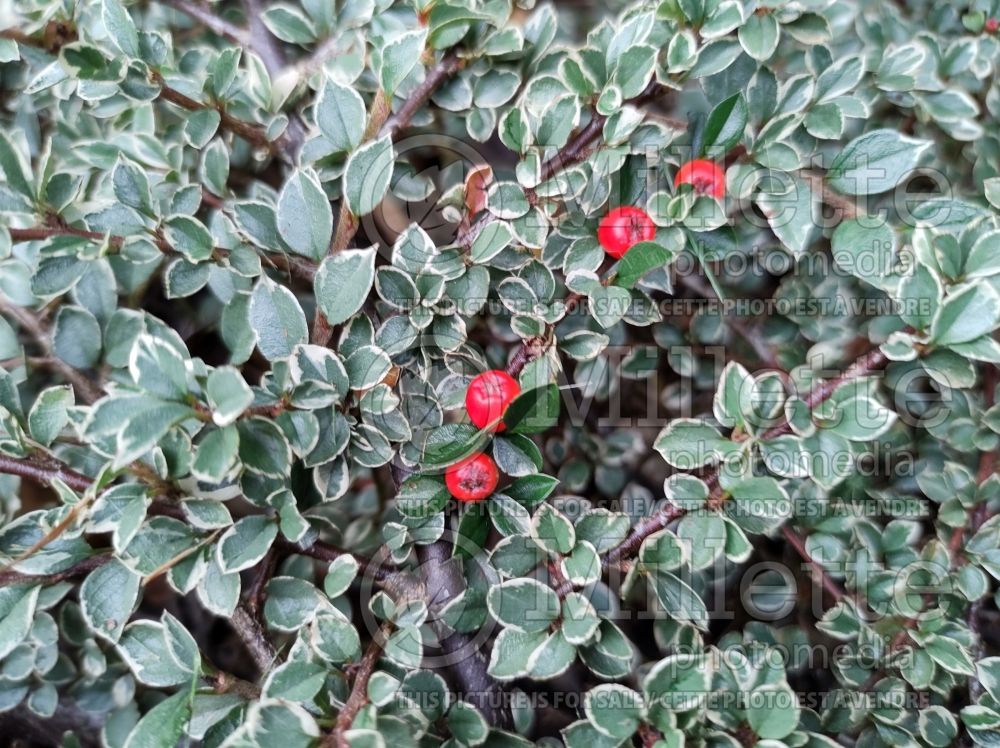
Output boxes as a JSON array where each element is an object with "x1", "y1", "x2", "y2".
[
  {"x1": 466, "y1": 370, "x2": 521, "y2": 432},
  {"x1": 987, "y1": 17, "x2": 999, "y2": 33},
  {"x1": 674, "y1": 159, "x2": 726, "y2": 199},
  {"x1": 445, "y1": 453, "x2": 499, "y2": 502},
  {"x1": 597, "y1": 206, "x2": 656, "y2": 259}
]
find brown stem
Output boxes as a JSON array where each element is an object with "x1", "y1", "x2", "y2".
[
  {"x1": 0, "y1": 454, "x2": 94, "y2": 493},
  {"x1": 415, "y1": 540, "x2": 508, "y2": 726},
  {"x1": 244, "y1": 545, "x2": 280, "y2": 619},
  {"x1": 210, "y1": 670, "x2": 262, "y2": 700},
  {"x1": 324, "y1": 622, "x2": 393, "y2": 747},
  {"x1": 150, "y1": 70, "x2": 284, "y2": 154},
  {"x1": 243, "y1": 0, "x2": 286, "y2": 75},
  {"x1": 780, "y1": 525, "x2": 845, "y2": 603},
  {"x1": 230, "y1": 605, "x2": 277, "y2": 673},
  {"x1": 160, "y1": 0, "x2": 251, "y2": 45},
  {"x1": 379, "y1": 50, "x2": 465, "y2": 140},
  {"x1": 0, "y1": 553, "x2": 109, "y2": 587}
]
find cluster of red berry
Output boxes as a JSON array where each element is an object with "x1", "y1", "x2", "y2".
[
  {"x1": 445, "y1": 160, "x2": 725, "y2": 502},
  {"x1": 445, "y1": 370, "x2": 521, "y2": 501},
  {"x1": 596, "y1": 159, "x2": 725, "y2": 258}
]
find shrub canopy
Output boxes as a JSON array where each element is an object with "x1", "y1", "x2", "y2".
[{"x1": 1, "y1": 1, "x2": 1000, "y2": 747}]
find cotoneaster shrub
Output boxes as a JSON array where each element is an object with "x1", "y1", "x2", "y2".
[{"x1": 1, "y1": 0, "x2": 1000, "y2": 746}]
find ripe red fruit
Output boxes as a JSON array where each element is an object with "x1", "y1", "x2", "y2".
[
  {"x1": 466, "y1": 370, "x2": 521, "y2": 432},
  {"x1": 445, "y1": 453, "x2": 499, "y2": 502},
  {"x1": 597, "y1": 206, "x2": 656, "y2": 259},
  {"x1": 674, "y1": 159, "x2": 726, "y2": 199},
  {"x1": 987, "y1": 17, "x2": 999, "y2": 33}
]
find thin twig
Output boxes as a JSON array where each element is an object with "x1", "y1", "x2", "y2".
[
  {"x1": 160, "y1": 0, "x2": 250, "y2": 45},
  {"x1": 780, "y1": 525, "x2": 845, "y2": 603},
  {"x1": 0, "y1": 454, "x2": 94, "y2": 493},
  {"x1": 151, "y1": 70, "x2": 285, "y2": 153},
  {"x1": 230, "y1": 605, "x2": 277, "y2": 673},
  {"x1": 0, "y1": 553, "x2": 109, "y2": 587},
  {"x1": 379, "y1": 50, "x2": 465, "y2": 139},
  {"x1": 324, "y1": 622, "x2": 393, "y2": 748},
  {"x1": 243, "y1": 0, "x2": 286, "y2": 74}
]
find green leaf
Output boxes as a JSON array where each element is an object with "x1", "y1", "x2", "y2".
[
  {"x1": 316, "y1": 77, "x2": 366, "y2": 153},
  {"x1": 261, "y1": 5, "x2": 317, "y2": 43},
  {"x1": 738, "y1": 13, "x2": 780, "y2": 61},
  {"x1": 117, "y1": 621, "x2": 191, "y2": 687},
  {"x1": 530, "y1": 504, "x2": 575, "y2": 555},
  {"x1": 163, "y1": 215, "x2": 214, "y2": 262},
  {"x1": 701, "y1": 93, "x2": 747, "y2": 157},
  {"x1": 206, "y1": 367, "x2": 252, "y2": 426},
  {"x1": 421, "y1": 423, "x2": 486, "y2": 466},
  {"x1": 0, "y1": 131, "x2": 33, "y2": 199},
  {"x1": 642, "y1": 653, "x2": 714, "y2": 711},
  {"x1": 756, "y1": 176, "x2": 816, "y2": 256},
  {"x1": 129, "y1": 335, "x2": 188, "y2": 402},
  {"x1": 344, "y1": 135, "x2": 394, "y2": 217},
  {"x1": 487, "y1": 578, "x2": 559, "y2": 633},
  {"x1": 249, "y1": 276, "x2": 308, "y2": 361},
  {"x1": 315, "y1": 247, "x2": 376, "y2": 326},
  {"x1": 504, "y1": 384, "x2": 561, "y2": 434},
  {"x1": 584, "y1": 684, "x2": 644, "y2": 740},
  {"x1": 831, "y1": 218, "x2": 896, "y2": 281},
  {"x1": 724, "y1": 476, "x2": 791, "y2": 535},
  {"x1": 384, "y1": 626, "x2": 423, "y2": 668},
  {"x1": 614, "y1": 242, "x2": 672, "y2": 289},
  {"x1": 112, "y1": 158, "x2": 152, "y2": 212},
  {"x1": 930, "y1": 283, "x2": 1000, "y2": 346},
  {"x1": 28, "y1": 385, "x2": 73, "y2": 446},
  {"x1": 101, "y1": 0, "x2": 140, "y2": 58},
  {"x1": 80, "y1": 558, "x2": 140, "y2": 643},
  {"x1": 505, "y1": 474, "x2": 559, "y2": 508},
  {"x1": 396, "y1": 475, "x2": 450, "y2": 518},
  {"x1": 53, "y1": 306, "x2": 102, "y2": 369},
  {"x1": 216, "y1": 516, "x2": 278, "y2": 573},
  {"x1": 237, "y1": 417, "x2": 291, "y2": 477},
  {"x1": 0, "y1": 585, "x2": 40, "y2": 660},
  {"x1": 323, "y1": 554, "x2": 359, "y2": 599},
  {"x1": 653, "y1": 418, "x2": 734, "y2": 469},
  {"x1": 123, "y1": 689, "x2": 192, "y2": 748},
  {"x1": 827, "y1": 129, "x2": 932, "y2": 195},
  {"x1": 277, "y1": 170, "x2": 333, "y2": 261},
  {"x1": 746, "y1": 683, "x2": 799, "y2": 739},
  {"x1": 312, "y1": 610, "x2": 361, "y2": 663},
  {"x1": 380, "y1": 29, "x2": 427, "y2": 94},
  {"x1": 924, "y1": 634, "x2": 975, "y2": 675},
  {"x1": 919, "y1": 705, "x2": 958, "y2": 748},
  {"x1": 447, "y1": 701, "x2": 488, "y2": 747}
]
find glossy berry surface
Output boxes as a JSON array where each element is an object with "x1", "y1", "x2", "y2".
[
  {"x1": 674, "y1": 159, "x2": 726, "y2": 199},
  {"x1": 597, "y1": 206, "x2": 656, "y2": 259},
  {"x1": 466, "y1": 370, "x2": 521, "y2": 432},
  {"x1": 987, "y1": 17, "x2": 999, "y2": 33},
  {"x1": 445, "y1": 453, "x2": 499, "y2": 501}
]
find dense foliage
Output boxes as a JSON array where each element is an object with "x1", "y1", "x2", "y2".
[{"x1": 1, "y1": 0, "x2": 1000, "y2": 746}]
